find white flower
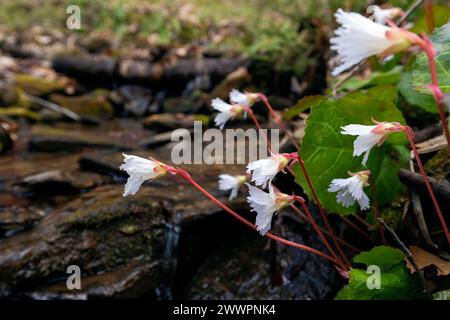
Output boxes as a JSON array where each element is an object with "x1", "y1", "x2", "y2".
[
  {"x1": 341, "y1": 120, "x2": 404, "y2": 166},
  {"x1": 211, "y1": 98, "x2": 245, "y2": 129},
  {"x1": 218, "y1": 174, "x2": 247, "y2": 200},
  {"x1": 229, "y1": 89, "x2": 260, "y2": 108},
  {"x1": 120, "y1": 154, "x2": 167, "y2": 197},
  {"x1": 367, "y1": 5, "x2": 404, "y2": 25},
  {"x1": 247, "y1": 183, "x2": 294, "y2": 235},
  {"x1": 330, "y1": 9, "x2": 420, "y2": 76},
  {"x1": 328, "y1": 170, "x2": 371, "y2": 210},
  {"x1": 247, "y1": 154, "x2": 290, "y2": 188}
]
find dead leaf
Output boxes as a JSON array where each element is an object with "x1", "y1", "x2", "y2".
[{"x1": 407, "y1": 246, "x2": 450, "y2": 276}]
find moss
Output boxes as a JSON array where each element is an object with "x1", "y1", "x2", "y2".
[
  {"x1": 49, "y1": 93, "x2": 113, "y2": 118},
  {"x1": 0, "y1": 107, "x2": 42, "y2": 121},
  {"x1": 15, "y1": 74, "x2": 65, "y2": 96},
  {"x1": 381, "y1": 196, "x2": 408, "y2": 230},
  {"x1": 425, "y1": 149, "x2": 450, "y2": 181}
]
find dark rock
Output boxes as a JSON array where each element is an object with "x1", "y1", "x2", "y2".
[
  {"x1": 0, "y1": 186, "x2": 172, "y2": 298},
  {"x1": 17, "y1": 169, "x2": 109, "y2": 197},
  {"x1": 162, "y1": 97, "x2": 200, "y2": 114},
  {"x1": 0, "y1": 207, "x2": 45, "y2": 238},
  {"x1": 52, "y1": 54, "x2": 118, "y2": 85},
  {"x1": 140, "y1": 131, "x2": 191, "y2": 149},
  {"x1": 116, "y1": 85, "x2": 154, "y2": 116},
  {"x1": 79, "y1": 152, "x2": 128, "y2": 178},
  {"x1": 175, "y1": 213, "x2": 343, "y2": 299},
  {"x1": 143, "y1": 113, "x2": 204, "y2": 132},
  {"x1": 28, "y1": 125, "x2": 129, "y2": 152}
]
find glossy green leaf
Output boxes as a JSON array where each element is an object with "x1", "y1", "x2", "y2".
[
  {"x1": 410, "y1": 5, "x2": 450, "y2": 35},
  {"x1": 294, "y1": 85, "x2": 408, "y2": 215},
  {"x1": 340, "y1": 66, "x2": 402, "y2": 91},
  {"x1": 354, "y1": 246, "x2": 405, "y2": 270},
  {"x1": 412, "y1": 22, "x2": 450, "y2": 94},
  {"x1": 283, "y1": 95, "x2": 324, "y2": 120},
  {"x1": 398, "y1": 71, "x2": 438, "y2": 114},
  {"x1": 336, "y1": 246, "x2": 426, "y2": 300}
]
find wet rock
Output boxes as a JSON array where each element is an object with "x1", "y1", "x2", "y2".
[
  {"x1": 15, "y1": 74, "x2": 66, "y2": 97},
  {"x1": 0, "y1": 153, "x2": 82, "y2": 182},
  {"x1": 162, "y1": 97, "x2": 200, "y2": 114},
  {"x1": 143, "y1": 113, "x2": 205, "y2": 131},
  {"x1": 176, "y1": 214, "x2": 343, "y2": 299},
  {"x1": 28, "y1": 125, "x2": 128, "y2": 152},
  {"x1": 0, "y1": 207, "x2": 45, "y2": 238},
  {"x1": 116, "y1": 85, "x2": 153, "y2": 116},
  {"x1": 16, "y1": 169, "x2": 109, "y2": 197},
  {"x1": 140, "y1": 131, "x2": 189, "y2": 149},
  {"x1": 49, "y1": 92, "x2": 113, "y2": 119},
  {"x1": 0, "y1": 186, "x2": 173, "y2": 298}
]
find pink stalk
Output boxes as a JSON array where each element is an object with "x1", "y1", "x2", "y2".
[
  {"x1": 404, "y1": 126, "x2": 450, "y2": 246},
  {"x1": 286, "y1": 162, "x2": 350, "y2": 268},
  {"x1": 417, "y1": 34, "x2": 450, "y2": 151},
  {"x1": 246, "y1": 107, "x2": 349, "y2": 266},
  {"x1": 167, "y1": 166, "x2": 340, "y2": 265},
  {"x1": 339, "y1": 216, "x2": 374, "y2": 241},
  {"x1": 259, "y1": 93, "x2": 300, "y2": 149},
  {"x1": 246, "y1": 108, "x2": 272, "y2": 153},
  {"x1": 294, "y1": 196, "x2": 350, "y2": 268},
  {"x1": 288, "y1": 203, "x2": 361, "y2": 253}
]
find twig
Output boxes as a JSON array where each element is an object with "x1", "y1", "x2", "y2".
[
  {"x1": 377, "y1": 217, "x2": 432, "y2": 299},
  {"x1": 408, "y1": 153, "x2": 438, "y2": 249},
  {"x1": 396, "y1": 0, "x2": 425, "y2": 25},
  {"x1": 369, "y1": 175, "x2": 387, "y2": 244},
  {"x1": 25, "y1": 94, "x2": 81, "y2": 122}
]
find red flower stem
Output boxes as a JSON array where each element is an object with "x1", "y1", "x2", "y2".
[
  {"x1": 294, "y1": 196, "x2": 350, "y2": 269},
  {"x1": 369, "y1": 175, "x2": 387, "y2": 244},
  {"x1": 404, "y1": 126, "x2": 450, "y2": 246},
  {"x1": 339, "y1": 216, "x2": 374, "y2": 241},
  {"x1": 247, "y1": 109, "x2": 349, "y2": 266},
  {"x1": 289, "y1": 203, "x2": 361, "y2": 253},
  {"x1": 246, "y1": 108, "x2": 272, "y2": 153},
  {"x1": 259, "y1": 94, "x2": 300, "y2": 149},
  {"x1": 286, "y1": 164, "x2": 350, "y2": 268},
  {"x1": 171, "y1": 168, "x2": 339, "y2": 265},
  {"x1": 420, "y1": 38, "x2": 450, "y2": 151}
]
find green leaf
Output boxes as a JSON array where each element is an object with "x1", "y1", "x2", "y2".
[
  {"x1": 353, "y1": 246, "x2": 405, "y2": 270},
  {"x1": 336, "y1": 264, "x2": 425, "y2": 300},
  {"x1": 340, "y1": 66, "x2": 402, "y2": 91},
  {"x1": 410, "y1": 5, "x2": 450, "y2": 35},
  {"x1": 412, "y1": 22, "x2": 450, "y2": 94},
  {"x1": 336, "y1": 246, "x2": 426, "y2": 300},
  {"x1": 399, "y1": 71, "x2": 438, "y2": 114},
  {"x1": 283, "y1": 95, "x2": 324, "y2": 120},
  {"x1": 294, "y1": 85, "x2": 408, "y2": 215}
]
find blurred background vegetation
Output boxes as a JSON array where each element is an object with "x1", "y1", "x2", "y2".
[{"x1": 0, "y1": 0, "x2": 429, "y2": 78}]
